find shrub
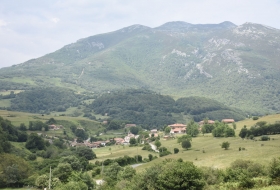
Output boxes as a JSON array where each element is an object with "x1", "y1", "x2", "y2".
[
  {"x1": 148, "y1": 154, "x2": 153, "y2": 161},
  {"x1": 159, "y1": 151, "x2": 172, "y2": 157},
  {"x1": 252, "y1": 116, "x2": 259, "y2": 120},
  {"x1": 28, "y1": 153, "x2": 37, "y2": 161},
  {"x1": 260, "y1": 135, "x2": 270, "y2": 141},
  {"x1": 221, "y1": 141, "x2": 230, "y2": 150},
  {"x1": 182, "y1": 140, "x2": 191, "y2": 150},
  {"x1": 174, "y1": 148, "x2": 179, "y2": 154},
  {"x1": 158, "y1": 147, "x2": 167, "y2": 152}
]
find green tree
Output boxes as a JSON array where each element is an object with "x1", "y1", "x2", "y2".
[
  {"x1": 75, "y1": 128, "x2": 88, "y2": 140},
  {"x1": 25, "y1": 133, "x2": 46, "y2": 151},
  {"x1": 46, "y1": 118, "x2": 57, "y2": 125},
  {"x1": 182, "y1": 140, "x2": 191, "y2": 150},
  {"x1": 221, "y1": 141, "x2": 230, "y2": 150},
  {"x1": 157, "y1": 160, "x2": 205, "y2": 190},
  {"x1": 60, "y1": 156, "x2": 83, "y2": 171},
  {"x1": 53, "y1": 163, "x2": 73, "y2": 183},
  {"x1": 56, "y1": 181, "x2": 88, "y2": 190},
  {"x1": 164, "y1": 126, "x2": 171, "y2": 134},
  {"x1": 154, "y1": 140, "x2": 161, "y2": 149},
  {"x1": 212, "y1": 122, "x2": 235, "y2": 137},
  {"x1": 174, "y1": 148, "x2": 179, "y2": 154},
  {"x1": 103, "y1": 162, "x2": 123, "y2": 186},
  {"x1": 0, "y1": 154, "x2": 31, "y2": 187},
  {"x1": 239, "y1": 127, "x2": 248, "y2": 139},
  {"x1": 19, "y1": 123, "x2": 27, "y2": 131},
  {"x1": 232, "y1": 122, "x2": 236, "y2": 130},
  {"x1": 269, "y1": 157, "x2": 280, "y2": 179},
  {"x1": 129, "y1": 137, "x2": 137, "y2": 145},
  {"x1": 68, "y1": 171, "x2": 95, "y2": 190},
  {"x1": 177, "y1": 134, "x2": 192, "y2": 144},
  {"x1": 118, "y1": 166, "x2": 136, "y2": 181},
  {"x1": 186, "y1": 120, "x2": 199, "y2": 137},
  {"x1": 148, "y1": 154, "x2": 153, "y2": 161},
  {"x1": 125, "y1": 160, "x2": 205, "y2": 190},
  {"x1": 130, "y1": 126, "x2": 140, "y2": 135},
  {"x1": 76, "y1": 146, "x2": 96, "y2": 160}
]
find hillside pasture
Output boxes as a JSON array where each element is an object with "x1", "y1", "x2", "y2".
[{"x1": 93, "y1": 114, "x2": 280, "y2": 171}]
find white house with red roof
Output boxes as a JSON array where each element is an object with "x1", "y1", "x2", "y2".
[{"x1": 168, "y1": 123, "x2": 187, "y2": 134}]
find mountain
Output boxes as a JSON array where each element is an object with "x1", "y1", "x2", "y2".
[{"x1": 0, "y1": 21, "x2": 280, "y2": 114}]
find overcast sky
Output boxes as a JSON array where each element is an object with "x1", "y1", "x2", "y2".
[{"x1": 0, "y1": 0, "x2": 280, "y2": 69}]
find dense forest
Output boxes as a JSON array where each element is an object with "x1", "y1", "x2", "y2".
[
  {"x1": 90, "y1": 89, "x2": 245, "y2": 128},
  {"x1": 1, "y1": 88, "x2": 245, "y2": 129},
  {"x1": 10, "y1": 87, "x2": 83, "y2": 113}
]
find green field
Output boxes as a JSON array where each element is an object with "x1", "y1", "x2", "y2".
[
  {"x1": 2, "y1": 109, "x2": 280, "y2": 170},
  {"x1": 92, "y1": 114, "x2": 280, "y2": 171},
  {"x1": 0, "y1": 110, "x2": 105, "y2": 139}
]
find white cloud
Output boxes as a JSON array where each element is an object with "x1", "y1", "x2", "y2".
[
  {"x1": 0, "y1": 19, "x2": 7, "y2": 27},
  {"x1": 51, "y1": 17, "x2": 60, "y2": 23}
]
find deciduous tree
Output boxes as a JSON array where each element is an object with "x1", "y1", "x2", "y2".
[{"x1": 182, "y1": 140, "x2": 191, "y2": 150}]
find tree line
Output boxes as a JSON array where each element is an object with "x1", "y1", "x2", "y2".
[
  {"x1": 10, "y1": 87, "x2": 83, "y2": 113},
  {"x1": 239, "y1": 122, "x2": 280, "y2": 139}
]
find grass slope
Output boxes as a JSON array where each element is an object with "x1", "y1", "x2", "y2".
[{"x1": 93, "y1": 114, "x2": 280, "y2": 171}]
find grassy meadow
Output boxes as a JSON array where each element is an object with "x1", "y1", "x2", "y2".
[
  {"x1": 93, "y1": 114, "x2": 280, "y2": 172},
  {"x1": 1, "y1": 109, "x2": 280, "y2": 171}
]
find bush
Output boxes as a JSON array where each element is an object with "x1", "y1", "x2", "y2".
[
  {"x1": 148, "y1": 154, "x2": 153, "y2": 161},
  {"x1": 260, "y1": 135, "x2": 270, "y2": 141},
  {"x1": 174, "y1": 148, "x2": 179, "y2": 154},
  {"x1": 182, "y1": 140, "x2": 191, "y2": 150},
  {"x1": 158, "y1": 147, "x2": 167, "y2": 152},
  {"x1": 221, "y1": 141, "x2": 230, "y2": 150},
  {"x1": 28, "y1": 153, "x2": 37, "y2": 161},
  {"x1": 159, "y1": 151, "x2": 172, "y2": 157},
  {"x1": 252, "y1": 116, "x2": 259, "y2": 120}
]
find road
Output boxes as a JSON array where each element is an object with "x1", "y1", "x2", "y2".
[
  {"x1": 149, "y1": 143, "x2": 159, "y2": 152},
  {"x1": 131, "y1": 163, "x2": 143, "y2": 168}
]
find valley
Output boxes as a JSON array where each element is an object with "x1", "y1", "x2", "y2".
[{"x1": 1, "y1": 21, "x2": 280, "y2": 190}]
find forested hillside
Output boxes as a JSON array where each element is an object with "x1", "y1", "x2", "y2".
[
  {"x1": 0, "y1": 21, "x2": 280, "y2": 114},
  {"x1": 9, "y1": 87, "x2": 83, "y2": 113},
  {"x1": 90, "y1": 89, "x2": 245, "y2": 128}
]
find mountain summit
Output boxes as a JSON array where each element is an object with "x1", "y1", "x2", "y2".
[{"x1": 0, "y1": 21, "x2": 279, "y2": 114}]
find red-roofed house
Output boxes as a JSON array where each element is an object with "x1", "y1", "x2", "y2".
[
  {"x1": 170, "y1": 127, "x2": 186, "y2": 134},
  {"x1": 125, "y1": 124, "x2": 136, "y2": 128},
  {"x1": 168, "y1": 123, "x2": 187, "y2": 129},
  {"x1": 168, "y1": 123, "x2": 187, "y2": 134},
  {"x1": 198, "y1": 120, "x2": 215, "y2": 126},
  {"x1": 114, "y1": 138, "x2": 125, "y2": 145},
  {"x1": 222, "y1": 119, "x2": 235, "y2": 123}
]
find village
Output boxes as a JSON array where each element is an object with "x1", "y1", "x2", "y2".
[{"x1": 56, "y1": 118, "x2": 236, "y2": 149}]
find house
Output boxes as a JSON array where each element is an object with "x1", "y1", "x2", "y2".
[
  {"x1": 222, "y1": 119, "x2": 235, "y2": 123},
  {"x1": 150, "y1": 129, "x2": 157, "y2": 134},
  {"x1": 198, "y1": 120, "x2": 215, "y2": 126},
  {"x1": 168, "y1": 123, "x2": 187, "y2": 129},
  {"x1": 114, "y1": 138, "x2": 125, "y2": 145},
  {"x1": 170, "y1": 127, "x2": 186, "y2": 134},
  {"x1": 168, "y1": 123, "x2": 187, "y2": 134},
  {"x1": 48, "y1": 125, "x2": 63, "y2": 130},
  {"x1": 124, "y1": 132, "x2": 139, "y2": 144},
  {"x1": 125, "y1": 124, "x2": 136, "y2": 128}
]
